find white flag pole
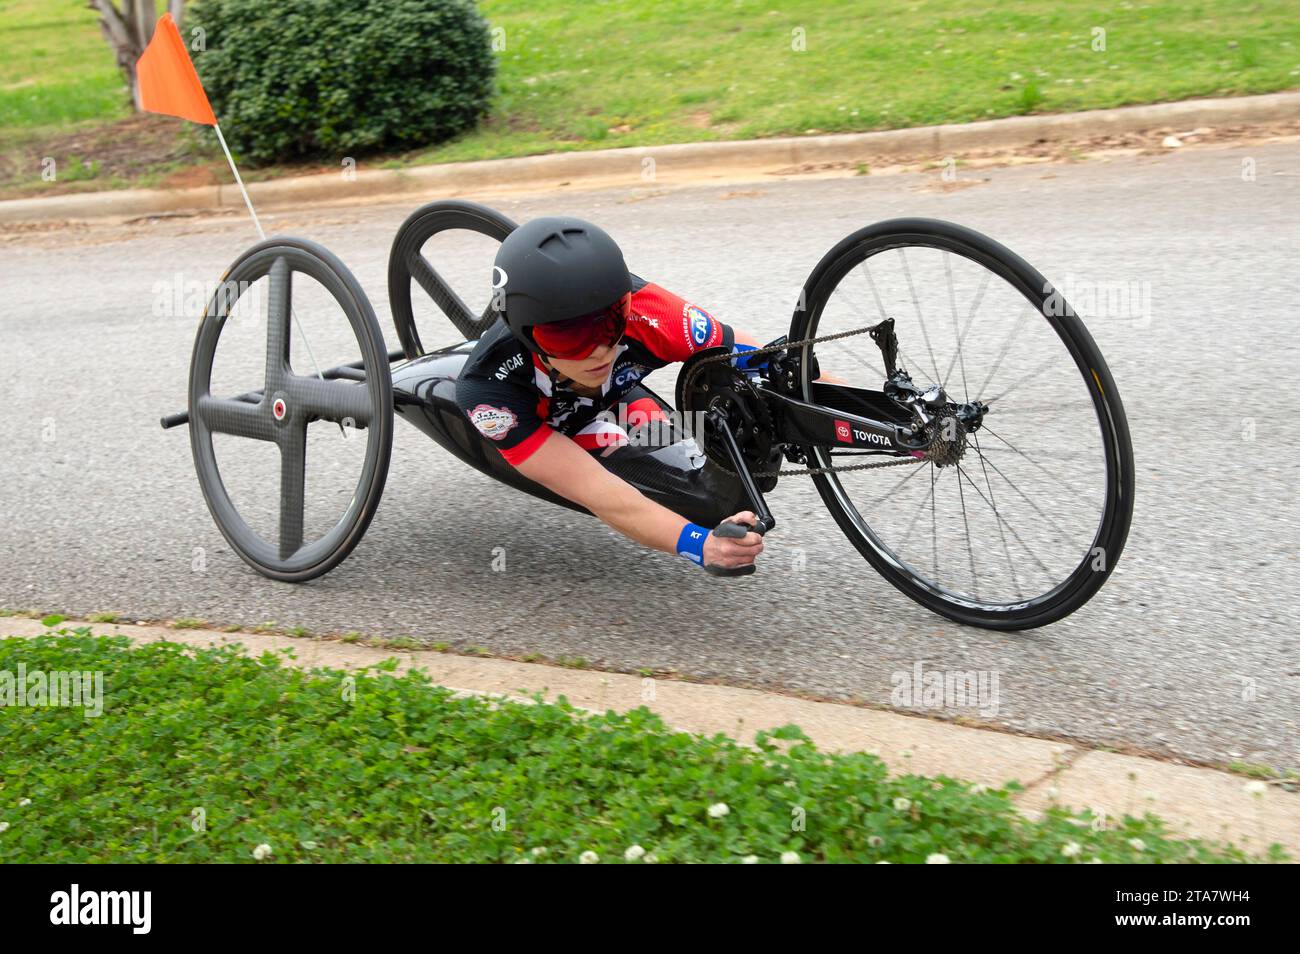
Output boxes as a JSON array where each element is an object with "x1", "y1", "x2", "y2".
[
  {"x1": 212, "y1": 122, "x2": 340, "y2": 434},
  {"x1": 213, "y1": 123, "x2": 265, "y2": 241}
]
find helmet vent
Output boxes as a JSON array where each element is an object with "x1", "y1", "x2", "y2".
[{"x1": 539, "y1": 228, "x2": 588, "y2": 256}]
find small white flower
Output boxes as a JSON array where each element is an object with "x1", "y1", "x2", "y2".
[
  {"x1": 624, "y1": 844, "x2": 646, "y2": 862},
  {"x1": 926, "y1": 853, "x2": 951, "y2": 864},
  {"x1": 530, "y1": 846, "x2": 548, "y2": 857},
  {"x1": 252, "y1": 843, "x2": 272, "y2": 860},
  {"x1": 740, "y1": 855, "x2": 759, "y2": 864},
  {"x1": 514, "y1": 857, "x2": 533, "y2": 864},
  {"x1": 0, "y1": 822, "x2": 9, "y2": 834},
  {"x1": 875, "y1": 860, "x2": 891, "y2": 864},
  {"x1": 1128, "y1": 838, "x2": 1146, "y2": 852},
  {"x1": 579, "y1": 850, "x2": 600, "y2": 864},
  {"x1": 969, "y1": 784, "x2": 987, "y2": 795},
  {"x1": 867, "y1": 835, "x2": 884, "y2": 848},
  {"x1": 893, "y1": 797, "x2": 912, "y2": 812},
  {"x1": 707, "y1": 802, "x2": 730, "y2": 818},
  {"x1": 780, "y1": 851, "x2": 801, "y2": 864},
  {"x1": 17, "y1": 799, "x2": 31, "y2": 807},
  {"x1": 1244, "y1": 780, "x2": 1267, "y2": 796},
  {"x1": 1061, "y1": 841, "x2": 1082, "y2": 858},
  {"x1": 643, "y1": 852, "x2": 659, "y2": 864}
]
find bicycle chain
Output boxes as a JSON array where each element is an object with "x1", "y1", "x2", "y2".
[{"x1": 682, "y1": 325, "x2": 926, "y2": 478}]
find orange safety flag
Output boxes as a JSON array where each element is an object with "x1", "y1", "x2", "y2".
[{"x1": 136, "y1": 13, "x2": 216, "y2": 126}]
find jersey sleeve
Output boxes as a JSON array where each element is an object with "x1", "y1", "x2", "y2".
[
  {"x1": 626, "y1": 281, "x2": 734, "y2": 367},
  {"x1": 455, "y1": 373, "x2": 552, "y2": 466}
]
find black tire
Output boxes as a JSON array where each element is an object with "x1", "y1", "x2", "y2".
[
  {"x1": 387, "y1": 199, "x2": 518, "y2": 357},
  {"x1": 793, "y1": 218, "x2": 1134, "y2": 629},
  {"x1": 188, "y1": 237, "x2": 393, "y2": 582}
]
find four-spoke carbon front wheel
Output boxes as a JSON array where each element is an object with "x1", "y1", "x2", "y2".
[{"x1": 188, "y1": 238, "x2": 394, "y2": 582}]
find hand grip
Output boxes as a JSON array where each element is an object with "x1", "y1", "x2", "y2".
[{"x1": 703, "y1": 521, "x2": 765, "y2": 576}]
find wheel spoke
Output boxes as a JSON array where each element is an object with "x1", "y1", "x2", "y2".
[
  {"x1": 279, "y1": 424, "x2": 307, "y2": 558},
  {"x1": 971, "y1": 431, "x2": 1022, "y2": 600},
  {"x1": 973, "y1": 300, "x2": 1033, "y2": 401},
  {"x1": 972, "y1": 451, "x2": 1083, "y2": 557},
  {"x1": 975, "y1": 423, "x2": 1096, "y2": 508},
  {"x1": 265, "y1": 256, "x2": 291, "y2": 386},
  {"x1": 408, "y1": 251, "x2": 476, "y2": 333},
  {"x1": 942, "y1": 252, "x2": 974, "y2": 402},
  {"x1": 953, "y1": 462, "x2": 1059, "y2": 581},
  {"x1": 896, "y1": 462, "x2": 940, "y2": 554},
  {"x1": 869, "y1": 458, "x2": 928, "y2": 505},
  {"x1": 293, "y1": 376, "x2": 374, "y2": 428},
  {"x1": 979, "y1": 353, "x2": 1064, "y2": 405},
  {"x1": 897, "y1": 248, "x2": 942, "y2": 385},
  {"x1": 196, "y1": 395, "x2": 276, "y2": 442},
  {"x1": 954, "y1": 461, "x2": 979, "y2": 600}
]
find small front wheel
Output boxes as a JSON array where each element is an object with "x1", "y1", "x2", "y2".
[{"x1": 794, "y1": 219, "x2": 1134, "y2": 629}]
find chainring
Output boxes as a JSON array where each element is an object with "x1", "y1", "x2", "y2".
[{"x1": 676, "y1": 347, "x2": 775, "y2": 472}]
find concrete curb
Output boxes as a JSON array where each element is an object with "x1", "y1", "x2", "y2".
[
  {"x1": 5, "y1": 617, "x2": 1295, "y2": 858},
  {"x1": 3, "y1": 90, "x2": 1297, "y2": 226}
]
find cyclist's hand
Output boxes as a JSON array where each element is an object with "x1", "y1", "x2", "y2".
[{"x1": 703, "y1": 510, "x2": 765, "y2": 573}]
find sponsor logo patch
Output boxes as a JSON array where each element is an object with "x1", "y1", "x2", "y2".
[
  {"x1": 494, "y1": 352, "x2": 525, "y2": 380},
  {"x1": 834, "y1": 419, "x2": 852, "y2": 443},
  {"x1": 468, "y1": 403, "x2": 519, "y2": 440},
  {"x1": 612, "y1": 363, "x2": 647, "y2": 389},
  {"x1": 685, "y1": 304, "x2": 714, "y2": 348}
]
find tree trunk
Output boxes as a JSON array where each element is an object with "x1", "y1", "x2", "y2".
[{"x1": 87, "y1": 0, "x2": 186, "y2": 113}]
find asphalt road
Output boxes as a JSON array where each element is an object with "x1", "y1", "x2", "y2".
[{"x1": 2, "y1": 141, "x2": 1297, "y2": 771}]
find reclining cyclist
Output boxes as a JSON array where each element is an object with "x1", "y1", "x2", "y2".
[{"x1": 454, "y1": 216, "x2": 768, "y2": 575}]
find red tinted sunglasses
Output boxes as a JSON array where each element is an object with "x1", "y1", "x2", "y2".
[{"x1": 530, "y1": 293, "x2": 630, "y2": 360}]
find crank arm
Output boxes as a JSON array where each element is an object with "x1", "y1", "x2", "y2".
[{"x1": 707, "y1": 408, "x2": 776, "y2": 535}]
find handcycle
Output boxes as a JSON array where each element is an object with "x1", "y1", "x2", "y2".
[{"x1": 161, "y1": 199, "x2": 1134, "y2": 629}]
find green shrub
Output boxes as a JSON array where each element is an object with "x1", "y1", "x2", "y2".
[{"x1": 188, "y1": 0, "x2": 494, "y2": 164}]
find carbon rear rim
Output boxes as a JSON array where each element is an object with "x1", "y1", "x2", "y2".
[{"x1": 387, "y1": 199, "x2": 517, "y2": 357}]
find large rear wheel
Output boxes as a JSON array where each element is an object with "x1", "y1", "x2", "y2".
[
  {"x1": 387, "y1": 199, "x2": 517, "y2": 357},
  {"x1": 188, "y1": 238, "x2": 393, "y2": 582}
]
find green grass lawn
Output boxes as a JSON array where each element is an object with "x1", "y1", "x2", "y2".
[
  {"x1": 0, "y1": 630, "x2": 1283, "y2": 863},
  {"x1": 0, "y1": 0, "x2": 132, "y2": 132},
  {"x1": 0, "y1": 0, "x2": 1297, "y2": 191}
]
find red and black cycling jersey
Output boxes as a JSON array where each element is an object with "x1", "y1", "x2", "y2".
[{"x1": 455, "y1": 275, "x2": 733, "y2": 465}]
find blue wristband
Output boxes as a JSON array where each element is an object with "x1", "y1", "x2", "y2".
[{"x1": 676, "y1": 522, "x2": 709, "y2": 565}]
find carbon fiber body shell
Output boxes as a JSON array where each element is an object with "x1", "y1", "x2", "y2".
[{"x1": 390, "y1": 343, "x2": 750, "y2": 527}]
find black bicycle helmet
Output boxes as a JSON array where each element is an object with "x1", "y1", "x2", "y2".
[{"x1": 492, "y1": 216, "x2": 632, "y2": 354}]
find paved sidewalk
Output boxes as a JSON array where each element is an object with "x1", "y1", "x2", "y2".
[
  {"x1": 2, "y1": 90, "x2": 1297, "y2": 224},
  {"x1": 5, "y1": 617, "x2": 1295, "y2": 859}
]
